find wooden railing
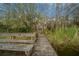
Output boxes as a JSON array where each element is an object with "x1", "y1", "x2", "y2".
[
  {"x1": 0, "y1": 33, "x2": 36, "y2": 56},
  {"x1": 0, "y1": 32, "x2": 57, "y2": 56}
]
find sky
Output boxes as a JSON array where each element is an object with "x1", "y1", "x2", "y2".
[
  {"x1": 1, "y1": 3, "x2": 78, "y2": 18},
  {"x1": 37, "y1": 3, "x2": 56, "y2": 18},
  {"x1": 0, "y1": 3, "x2": 56, "y2": 18}
]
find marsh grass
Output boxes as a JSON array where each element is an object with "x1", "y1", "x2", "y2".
[{"x1": 44, "y1": 26, "x2": 79, "y2": 55}]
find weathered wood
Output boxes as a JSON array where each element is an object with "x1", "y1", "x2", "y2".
[
  {"x1": 0, "y1": 43, "x2": 34, "y2": 55},
  {"x1": 0, "y1": 33, "x2": 36, "y2": 37},
  {"x1": 0, "y1": 33, "x2": 57, "y2": 56},
  {"x1": 32, "y1": 34, "x2": 57, "y2": 56},
  {"x1": 0, "y1": 33, "x2": 36, "y2": 55},
  {"x1": 0, "y1": 50, "x2": 26, "y2": 56},
  {"x1": 0, "y1": 33, "x2": 36, "y2": 43},
  {"x1": 0, "y1": 39, "x2": 35, "y2": 44},
  {"x1": 0, "y1": 43, "x2": 33, "y2": 51}
]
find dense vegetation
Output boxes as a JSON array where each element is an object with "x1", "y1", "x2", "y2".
[
  {"x1": 0, "y1": 4, "x2": 44, "y2": 33},
  {"x1": 0, "y1": 3, "x2": 79, "y2": 55},
  {"x1": 44, "y1": 26, "x2": 79, "y2": 55},
  {"x1": 43, "y1": 4, "x2": 79, "y2": 56}
]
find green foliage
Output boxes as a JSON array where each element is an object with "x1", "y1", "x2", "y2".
[
  {"x1": 53, "y1": 27, "x2": 77, "y2": 40},
  {"x1": 0, "y1": 4, "x2": 42, "y2": 33},
  {"x1": 44, "y1": 27, "x2": 79, "y2": 55}
]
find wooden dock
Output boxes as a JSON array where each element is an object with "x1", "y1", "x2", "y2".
[
  {"x1": 32, "y1": 34, "x2": 57, "y2": 56},
  {"x1": 0, "y1": 33, "x2": 57, "y2": 56}
]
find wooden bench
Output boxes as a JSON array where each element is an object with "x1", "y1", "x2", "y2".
[
  {"x1": 0, "y1": 33, "x2": 36, "y2": 55},
  {"x1": 0, "y1": 43, "x2": 34, "y2": 55}
]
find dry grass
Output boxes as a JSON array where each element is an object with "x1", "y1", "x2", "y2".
[{"x1": 44, "y1": 26, "x2": 79, "y2": 55}]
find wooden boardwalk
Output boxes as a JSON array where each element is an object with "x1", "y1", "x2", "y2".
[
  {"x1": 0, "y1": 33, "x2": 57, "y2": 56},
  {"x1": 32, "y1": 34, "x2": 57, "y2": 56}
]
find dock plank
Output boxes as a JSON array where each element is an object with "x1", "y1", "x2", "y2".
[
  {"x1": 0, "y1": 43, "x2": 33, "y2": 51},
  {"x1": 0, "y1": 39, "x2": 35, "y2": 44},
  {"x1": 32, "y1": 34, "x2": 57, "y2": 56}
]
